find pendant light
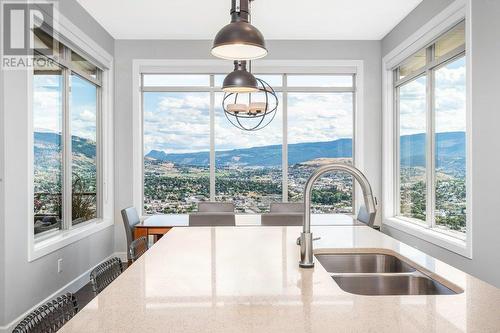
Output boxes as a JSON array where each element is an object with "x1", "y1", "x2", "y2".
[
  {"x1": 212, "y1": 0, "x2": 267, "y2": 60},
  {"x1": 222, "y1": 61, "x2": 259, "y2": 93},
  {"x1": 213, "y1": 0, "x2": 276, "y2": 131},
  {"x1": 222, "y1": 78, "x2": 279, "y2": 131}
]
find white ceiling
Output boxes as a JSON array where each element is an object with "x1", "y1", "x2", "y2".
[{"x1": 76, "y1": 0, "x2": 423, "y2": 40}]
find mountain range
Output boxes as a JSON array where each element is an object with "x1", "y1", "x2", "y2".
[
  {"x1": 34, "y1": 131, "x2": 465, "y2": 176},
  {"x1": 399, "y1": 131, "x2": 465, "y2": 176},
  {"x1": 146, "y1": 138, "x2": 353, "y2": 167},
  {"x1": 34, "y1": 132, "x2": 96, "y2": 159},
  {"x1": 146, "y1": 131, "x2": 465, "y2": 175}
]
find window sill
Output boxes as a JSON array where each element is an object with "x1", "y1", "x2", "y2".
[
  {"x1": 383, "y1": 217, "x2": 471, "y2": 258},
  {"x1": 29, "y1": 218, "x2": 114, "y2": 262}
]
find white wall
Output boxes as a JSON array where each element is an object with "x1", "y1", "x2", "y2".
[
  {"x1": 0, "y1": 0, "x2": 115, "y2": 328},
  {"x1": 381, "y1": 0, "x2": 500, "y2": 288},
  {"x1": 0, "y1": 47, "x2": 5, "y2": 326},
  {"x1": 56, "y1": 0, "x2": 114, "y2": 56},
  {"x1": 381, "y1": 0, "x2": 455, "y2": 55},
  {"x1": 113, "y1": 40, "x2": 382, "y2": 254}
]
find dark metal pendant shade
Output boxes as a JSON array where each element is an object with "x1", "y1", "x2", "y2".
[
  {"x1": 212, "y1": 21, "x2": 267, "y2": 60},
  {"x1": 211, "y1": 0, "x2": 267, "y2": 60},
  {"x1": 222, "y1": 61, "x2": 259, "y2": 93}
]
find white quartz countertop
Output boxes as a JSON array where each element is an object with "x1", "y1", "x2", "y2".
[{"x1": 60, "y1": 225, "x2": 500, "y2": 332}]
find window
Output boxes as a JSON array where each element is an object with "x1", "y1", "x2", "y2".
[
  {"x1": 398, "y1": 75, "x2": 427, "y2": 222},
  {"x1": 33, "y1": 31, "x2": 102, "y2": 235},
  {"x1": 393, "y1": 21, "x2": 466, "y2": 237},
  {"x1": 141, "y1": 73, "x2": 355, "y2": 214},
  {"x1": 214, "y1": 91, "x2": 283, "y2": 213},
  {"x1": 143, "y1": 92, "x2": 210, "y2": 214},
  {"x1": 287, "y1": 92, "x2": 354, "y2": 213},
  {"x1": 33, "y1": 60, "x2": 63, "y2": 234},
  {"x1": 70, "y1": 74, "x2": 99, "y2": 226}
]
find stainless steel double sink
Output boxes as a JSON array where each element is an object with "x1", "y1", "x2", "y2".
[{"x1": 315, "y1": 252, "x2": 461, "y2": 296}]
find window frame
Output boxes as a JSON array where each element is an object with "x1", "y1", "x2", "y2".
[
  {"x1": 394, "y1": 27, "x2": 466, "y2": 235},
  {"x1": 28, "y1": 7, "x2": 114, "y2": 261},
  {"x1": 134, "y1": 60, "x2": 363, "y2": 216},
  {"x1": 381, "y1": 2, "x2": 471, "y2": 258},
  {"x1": 33, "y1": 42, "x2": 103, "y2": 238}
]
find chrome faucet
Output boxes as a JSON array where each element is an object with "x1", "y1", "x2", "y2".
[{"x1": 298, "y1": 163, "x2": 377, "y2": 268}]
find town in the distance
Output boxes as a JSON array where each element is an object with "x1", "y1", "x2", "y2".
[{"x1": 33, "y1": 131, "x2": 466, "y2": 235}]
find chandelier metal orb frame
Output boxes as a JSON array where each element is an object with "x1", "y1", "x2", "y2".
[{"x1": 222, "y1": 77, "x2": 279, "y2": 131}]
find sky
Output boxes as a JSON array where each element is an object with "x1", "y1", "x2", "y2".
[
  {"x1": 143, "y1": 89, "x2": 354, "y2": 155},
  {"x1": 399, "y1": 56, "x2": 466, "y2": 136},
  {"x1": 34, "y1": 62, "x2": 465, "y2": 156},
  {"x1": 33, "y1": 73, "x2": 97, "y2": 141}
]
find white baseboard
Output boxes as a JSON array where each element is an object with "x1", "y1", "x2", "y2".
[{"x1": 0, "y1": 252, "x2": 123, "y2": 332}]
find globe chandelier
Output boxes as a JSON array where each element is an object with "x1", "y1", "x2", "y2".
[{"x1": 212, "y1": 0, "x2": 278, "y2": 131}]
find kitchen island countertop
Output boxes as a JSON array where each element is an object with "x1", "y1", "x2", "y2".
[{"x1": 60, "y1": 225, "x2": 500, "y2": 332}]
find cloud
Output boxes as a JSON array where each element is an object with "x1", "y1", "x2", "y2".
[
  {"x1": 33, "y1": 74, "x2": 98, "y2": 141},
  {"x1": 33, "y1": 77, "x2": 62, "y2": 133},
  {"x1": 144, "y1": 91, "x2": 355, "y2": 154},
  {"x1": 71, "y1": 106, "x2": 97, "y2": 140},
  {"x1": 435, "y1": 59, "x2": 466, "y2": 133},
  {"x1": 287, "y1": 93, "x2": 353, "y2": 143},
  {"x1": 144, "y1": 93, "x2": 210, "y2": 154},
  {"x1": 399, "y1": 75, "x2": 426, "y2": 135},
  {"x1": 399, "y1": 58, "x2": 465, "y2": 135}
]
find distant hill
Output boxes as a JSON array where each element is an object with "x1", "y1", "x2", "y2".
[
  {"x1": 147, "y1": 149, "x2": 210, "y2": 166},
  {"x1": 34, "y1": 132, "x2": 97, "y2": 193},
  {"x1": 33, "y1": 131, "x2": 465, "y2": 176},
  {"x1": 34, "y1": 132, "x2": 96, "y2": 177},
  {"x1": 146, "y1": 139, "x2": 352, "y2": 167},
  {"x1": 145, "y1": 132, "x2": 465, "y2": 176},
  {"x1": 400, "y1": 131, "x2": 465, "y2": 176},
  {"x1": 34, "y1": 132, "x2": 96, "y2": 159}
]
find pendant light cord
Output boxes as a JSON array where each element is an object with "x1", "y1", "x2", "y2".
[{"x1": 248, "y1": 0, "x2": 253, "y2": 103}]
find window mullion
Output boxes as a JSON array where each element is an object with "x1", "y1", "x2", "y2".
[
  {"x1": 96, "y1": 82, "x2": 103, "y2": 218},
  {"x1": 63, "y1": 65, "x2": 72, "y2": 230},
  {"x1": 425, "y1": 45, "x2": 435, "y2": 229},
  {"x1": 351, "y1": 74, "x2": 357, "y2": 214},
  {"x1": 209, "y1": 75, "x2": 215, "y2": 201},
  {"x1": 394, "y1": 81, "x2": 401, "y2": 217},
  {"x1": 282, "y1": 74, "x2": 288, "y2": 202}
]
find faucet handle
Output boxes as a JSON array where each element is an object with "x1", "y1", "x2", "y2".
[{"x1": 297, "y1": 236, "x2": 321, "y2": 245}]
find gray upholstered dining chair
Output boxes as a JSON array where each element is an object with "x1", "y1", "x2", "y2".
[
  {"x1": 129, "y1": 236, "x2": 148, "y2": 263},
  {"x1": 89, "y1": 257, "x2": 123, "y2": 295},
  {"x1": 261, "y1": 213, "x2": 303, "y2": 226},
  {"x1": 121, "y1": 207, "x2": 140, "y2": 261},
  {"x1": 197, "y1": 202, "x2": 235, "y2": 213},
  {"x1": 189, "y1": 202, "x2": 236, "y2": 226},
  {"x1": 189, "y1": 212, "x2": 236, "y2": 226},
  {"x1": 262, "y1": 202, "x2": 304, "y2": 226},
  {"x1": 270, "y1": 202, "x2": 304, "y2": 213},
  {"x1": 12, "y1": 293, "x2": 79, "y2": 333}
]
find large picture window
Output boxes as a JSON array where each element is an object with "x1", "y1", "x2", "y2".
[
  {"x1": 394, "y1": 20, "x2": 466, "y2": 237},
  {"x1": 143, "y1": 92, "x2": 210, "y2": 214},
  {"x1": 287, "y1": 91, "x2": 354, "y2": 213},
  {"x1": 33, "y1": 31, "x2": 102, "y2": 235},
  {"x1": 214, "y1": 90, "x2": 283, "y2": 213},
  {"x1": 142, "y1": 73, "x2": 355, "y2": 215}
]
